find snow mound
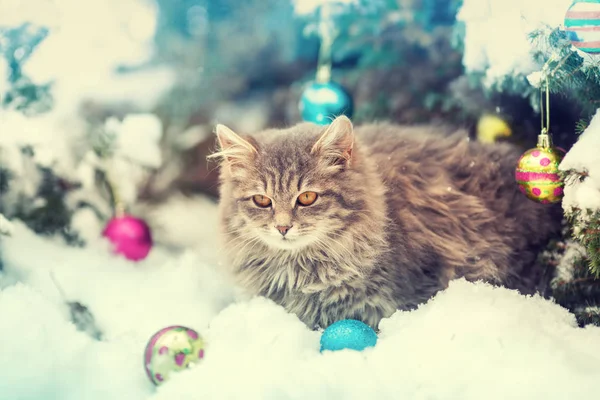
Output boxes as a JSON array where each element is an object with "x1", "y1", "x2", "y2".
[
  {"x1": 291, "y1": 0, "x2": 359, "y2": 16},
  {"x1": 560, "y1": 108, "x2": 600, "y2": 212},
  {"x1": 457, "y1": 0, "x2": 574, "y2": 87},
  {"x1": 2, "y1": 221, "x2": 600, "y2": 399},
  {"x1": 0, "y1": 0, "x2": 174, "y2": 115}
]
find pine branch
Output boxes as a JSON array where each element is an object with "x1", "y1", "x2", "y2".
[
  {"x1": 550, "y1": 251, "x2": 600, "y2": 327},
  {"x1": 563, "y1": 205, "x2": 600, "y2": 278},
  {"x1": 89, "y1": 124, "x2": 118, "y2": 159},
  {"x1": 526, "y1": 27, "x2": 600, "y2": 119},
  {"x1": 559, "y1": 168, "x2": 588, "y2": 188},
  {"x1": 0, "y1": 24, "x2": 54, "y2": 115},
  {"x1": 0, "y1": 167, "x2": 13, "y2": 200},
  {"x1": 575, "y1": 309, "x2": 600, "y2": 327},
  {"x1": 575, "y1": 118, "x2": 590, "y2": 135}
]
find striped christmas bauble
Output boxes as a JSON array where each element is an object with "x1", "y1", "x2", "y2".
[
  {"x1": 515, "y1": 146, "x2": 566, "y2": 204},
  {"x1": 564, "y1": 0, "x2": 600, "y2": 54}
]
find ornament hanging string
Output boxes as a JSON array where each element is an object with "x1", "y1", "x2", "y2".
[
  {"x1": 514, "y1": 53, "x2": 569, "y2": 205},
  {"x1": 102, "y1": 163, "x2": 126, "y2": 218},
  {"x1": 299, "y1": 3, "x2": 354, "y2": 124},
  {"x1": 93, "y1": 124, "x2": 126, "y2": 218},
  {"x1": 540, "y1": 75, "x2": 550, "y2": 136},
  {"x1": 537, "y1": 69, "x2": 554, "y2": 149},
  {"x1": 538, "y1": 51, "x2": 579, "y2": 135},
  {"x1": 315, "y1": 3, "x2": 337, "y2": 84},
  {"x1": 537, "y1": 52, "x2": 574, "y2": 148}
]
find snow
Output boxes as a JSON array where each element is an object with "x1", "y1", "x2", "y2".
[
  {"x1": 457, "y1": 0, "x2": 574, "y2": 87},
  {"x1": 0, "y1": 213, "x2": 14, "y2": 236},
  {"x1": 0, "y1": 111, "x2": 81, "y2": 174},
  {"x1": 106, "y1": 114, "x2": 163, "y2": 169},
  {"x1": 0, "y1": 0, "x2": 174, "y2": 116},
  {"x1": 292, "y1": 0, "x2": 359, "y2": 16},
  {"x1": 0, "y1": 108, "x2": 161, "y2": 215},
  {"x1": 0, "y1": 0, "x2": 175, "y2": 223},
  {"x1": 552, "y1": 240, "x2": 587, "y2": 284},
  {"x1": 560, "y1": 108, "x2": 600, "y2": 213},
  {"x1": 2, "y1": 214, "x2": 600, "y2": 399},
  {"x1": 132, "y1": 194, "x2": 222, "y2": 262}
]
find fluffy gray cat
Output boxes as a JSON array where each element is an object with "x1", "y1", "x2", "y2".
[{"x1": 209, "y1": 116, "x2": 562, "y2": 330}]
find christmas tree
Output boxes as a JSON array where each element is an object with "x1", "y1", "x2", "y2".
[
  {"x1": 556, "y1": 111, "x2": 600, "y2": 326},
  {"x1": 455, "y1": 0, "x2": 600, "y2": 326},
  {"x1": 0, "y1": 2, "x2": 171, "y2": 249}
]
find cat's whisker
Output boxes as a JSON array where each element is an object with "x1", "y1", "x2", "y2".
[
  {"x1": 226, "y1": 231, "x2": 262, "y2": 253},
  {"x1": 229, "y1": 235, "x2": 261, "y2": 253},
  {"x1": 307, "y1": 235, "x2": 349, "y2": 264},
  {"x1": 322, "y1": 231, "x2": 370, "y2": 259},
  {"x1": 224, "y1": 226, "x2": 253, "y2": 236},
  {"x1": 316, "y1": 233, "x2": 354, "y2": 259},
  {"x1": 224, "y1": 229, "x2": 252, "y2": 243},
  {"x1": 320, "y1": 240, "x2": 349, "y2": 262},
  {"x1": 231, "y1": 238, "x2": 264, "y2": 266}
]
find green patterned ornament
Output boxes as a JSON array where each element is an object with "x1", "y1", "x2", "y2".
[{"x1": 144, "y1": 326, "x2": 205, "y2": 385}]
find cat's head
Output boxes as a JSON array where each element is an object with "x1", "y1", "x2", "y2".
[{"x1": 210, "y1": 116, "x2": 372, "y2": 252}]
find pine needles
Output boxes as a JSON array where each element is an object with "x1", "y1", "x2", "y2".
[{"x1": 530, "y1": 27, "x2": 600, "y2": 118}]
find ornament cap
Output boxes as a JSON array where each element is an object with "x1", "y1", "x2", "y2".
[
  {"x1": 114, "y1": 202, "x2": 126, "y2": 218},
  {"x1": 537, "y1": 131, "x2": 553, "y2": 149},
  {"x1": 315, "y1": 64, "x2": 332, "y2": 84}
]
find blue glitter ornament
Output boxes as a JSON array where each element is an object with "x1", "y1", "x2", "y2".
[
  {"x1": 299, "y1": 81, "x2": 353, "y2": 125},
  {"x1": 319, "y1": 319, "x2": 378, "y2": 352},
  {"x1": 564, "y1": 0, "x2": 600, "y2": 54}
]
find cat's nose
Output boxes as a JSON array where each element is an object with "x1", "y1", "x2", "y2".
[{"x1": 275, "y1": 225, "x2": 292, "y2": 236}]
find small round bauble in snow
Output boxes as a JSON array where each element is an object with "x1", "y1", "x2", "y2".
[
  {"x1": 564, "y1": 0, "x2": 600, "y2": 54},
  {"x1": 299, "y1": 80, "x2": 353, "y2": 125},
  {"x1": 320, "y1": 319, "x2": 378, "y2": 352},
  {"x1": 103, "y1": 214, "x2": 153, "y2": 261},
  {"x1": 144, "y1": 326, "x2": 205, "y2": 386},
  {"x1": 515, "y1": 144, "x2": 565, "y2": 204}
]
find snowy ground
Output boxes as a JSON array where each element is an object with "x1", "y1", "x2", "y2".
[{"x1": 1, "y1": 197, "x2": 600, "y2": 400}]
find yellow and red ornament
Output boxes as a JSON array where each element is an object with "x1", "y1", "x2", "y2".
[
  {"x1": 515, "y1": 66, "x2": 565, "y2": 205},
  {"x1": 515, "y1": 133, "x2": 565, "y2": 204}
]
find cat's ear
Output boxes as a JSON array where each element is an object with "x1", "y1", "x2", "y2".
[
  {"x1": 210, "y1": 124, "x2": 258, "y2": 172},
  {"x1": 311, "y1": 115, "x2": 354, "y2": 168}
]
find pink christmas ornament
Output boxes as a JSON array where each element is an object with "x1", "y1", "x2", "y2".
[{"x1": 103, "y1": 215, "x2": 153, "y2": 261}]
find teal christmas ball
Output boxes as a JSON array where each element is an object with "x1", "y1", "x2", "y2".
[
  {"x1": 319, "y1": 319, "x2": 378, "y2": 352},
  {"x1": 299, "y1": 81, "x2": 353, "y2": 125},
  {"x1": 564, "y1": 0, "x2": 600, "y2": 54}
]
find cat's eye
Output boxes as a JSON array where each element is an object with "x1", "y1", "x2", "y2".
[
  {"x1": 252, "y1": 195, "x2": 272, "y2": 208},
  {"x1": 297, "y1": 191, "x2": 318, "y2": 206}
]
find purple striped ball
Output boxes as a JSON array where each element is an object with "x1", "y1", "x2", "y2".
[{"x1": 564, "y1": 0, "x2": 600, "y2": 54}]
